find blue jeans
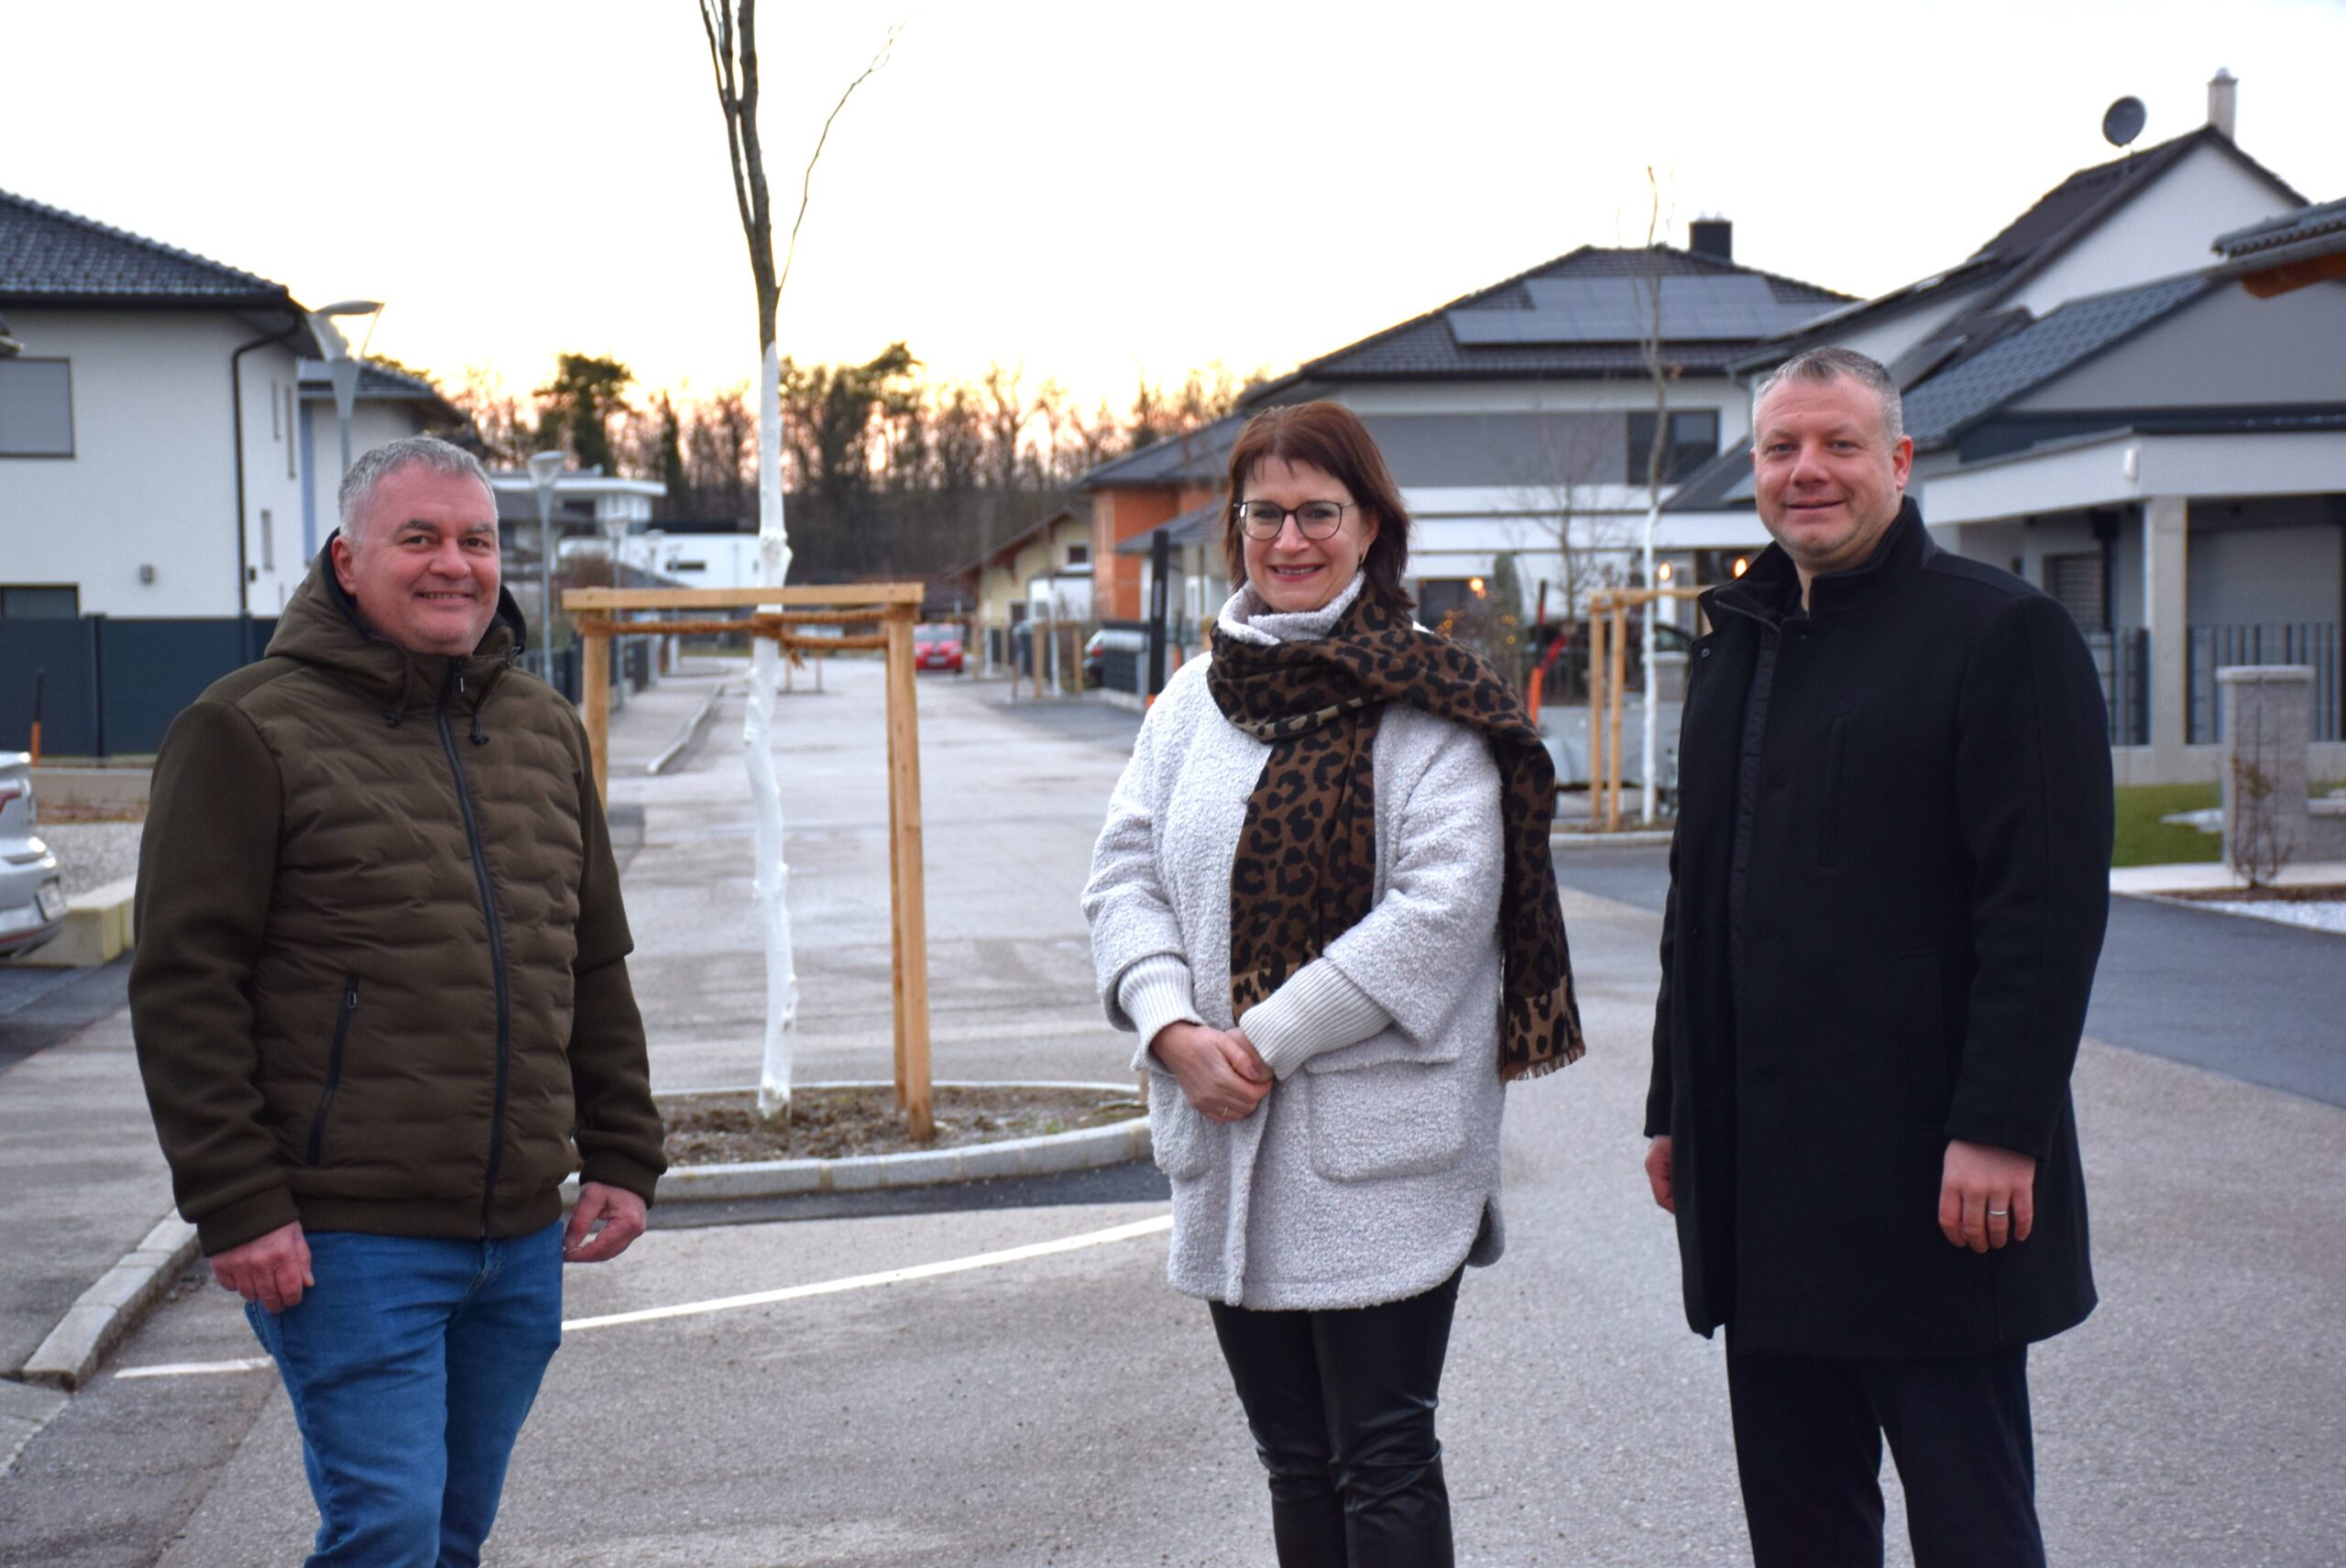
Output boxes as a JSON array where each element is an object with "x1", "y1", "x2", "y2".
[{"x1": 245, "y1": 1222, "x2": 565, "y2": 1568}]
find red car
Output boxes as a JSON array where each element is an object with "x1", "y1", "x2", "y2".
[{"x1": 914, "y1": 623, "x2": 966, "y2": 674}]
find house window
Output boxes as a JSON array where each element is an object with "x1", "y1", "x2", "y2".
[
  {"x1": 1417, "y1": 578, "x2": 1486, "y2": 628},
  {"x1": 1625, "y1": 409, "x2": 1718, "y2": 486},
  {"x1": 1, "y1": 585, "x2": 80, "y2": 619},
  {"x1": 2044, "y1": 553, "x2": 2105, "y2": 630},
  {"x1": 286, "y1": 386, "x2": 299, "y2": 478},
  {"x1": 0, "y1": 360, "x2": 73, "y2": 456},
  {"x1": 260, "y1": 510, "x2": 276, "y2": 573},
  {"x1": 1066, "y1": 543, "x2": 1089, "y2": 565}
]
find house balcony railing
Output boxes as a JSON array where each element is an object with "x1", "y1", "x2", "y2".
[
  {"x1": 2187, "y1": 623, "x2": 2341, "y2": 745},
  {"x1": 2085, "y1": 628, "x2": 2150, "y2": 747}
]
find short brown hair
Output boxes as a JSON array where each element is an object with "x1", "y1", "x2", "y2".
[{"x1": 1222, "y1": 402, "x2": 1414, "y2": 610}]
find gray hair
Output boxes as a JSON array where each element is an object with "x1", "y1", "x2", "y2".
[
  {"x1": 337, "y1": 435, "x2": 496, "y2": 546},
  {"x1": 1752, "y1": 345, "x2": 1904, "y2": 446}
]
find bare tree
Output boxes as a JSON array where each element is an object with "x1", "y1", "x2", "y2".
[
  {"x1": 1504, "y1": 411, "x2": 1634, "y2": 641},
  {"x1": 1634, "y1": 166, "x2": 1679, "y2": 825},
  {"x1": 701, "y1": 1, "x2": 898, "y2": 1122}
]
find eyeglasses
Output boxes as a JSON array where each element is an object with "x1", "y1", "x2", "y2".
[{"x1": 1233, "y1": 499, "x2": 1359, "y2": 540}]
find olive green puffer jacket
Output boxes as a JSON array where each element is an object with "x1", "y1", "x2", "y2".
[{"x1": 131, "y1": 545, "x2": 665, "y2": 1255}]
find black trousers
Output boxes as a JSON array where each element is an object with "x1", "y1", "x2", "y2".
[
  {"x1": 1207, "y1": 1267, "x2": 1463, "y2": 1568},
  {"x1": 1726, "y1": 1340, "x2": 2047, "y2": 1568}
]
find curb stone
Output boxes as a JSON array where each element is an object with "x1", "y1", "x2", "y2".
[
  {"x1": 1551, "y1": 828, "x2": 1674, "y2": 849},
  {"x1": 647, "y1": 681, "x2": 730, "y2": 776},
  {"x1": 563, "y1": 1080, "x2": 1152, "y2": 1205},
  {"x1": 15, "y1": 1213, "x2": 200, "y2": 1398}
]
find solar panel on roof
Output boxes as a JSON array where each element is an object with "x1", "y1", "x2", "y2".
[{"x1": 1449, "y1": 276, "x2": 1822, "y2": 345}]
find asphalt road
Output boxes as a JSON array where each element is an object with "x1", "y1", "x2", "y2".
[
  {"x1": 5, "y1": 671, "x2": 2341, "y2": 1566},
  {"x1": 1549, "y1": 846, "x2": 2346, "y2": 1110},
  {"x1": 0, "y1": 959, "x2": 128, "y2": 1073}
]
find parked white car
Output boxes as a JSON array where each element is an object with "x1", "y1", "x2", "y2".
[{"x1": 0, "y1": 753, "x2": 67, "y2": 959}]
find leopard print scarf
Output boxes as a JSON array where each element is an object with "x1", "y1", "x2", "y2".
[{"x1": 1207, "y1": 588, "x2": 1584, "y2": 1080}]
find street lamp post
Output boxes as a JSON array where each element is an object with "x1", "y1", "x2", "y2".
[
  {"x1": 302, "y1": 301, "x2": 385, "y2": 484},
  {"x1": 527, "y1": 451, "x2": 566, "y2": 680}
]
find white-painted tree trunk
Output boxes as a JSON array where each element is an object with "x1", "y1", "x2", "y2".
[
  {"x1": 1640, "y1": 502, "x2": 1659, "y2": 826},
  {"x1": 748, "y1": 337, "x2": 800, "y2": 1120}
]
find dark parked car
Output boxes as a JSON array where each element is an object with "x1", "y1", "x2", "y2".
[
  {"x1": 914, "y1": 623, "x2": 966, "y2": 674},
  {"x1": 0, "y1": 753, "x2": 67, "y2": 959}
]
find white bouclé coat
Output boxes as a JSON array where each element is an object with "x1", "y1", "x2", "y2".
[{"x1": 1081, "y1": 579, "x2": 1510, "y2": 1310}]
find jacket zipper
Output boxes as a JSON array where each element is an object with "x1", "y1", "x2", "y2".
[
  {"x1": 436, "y1": 665, "x2": 512, "y2": 1237},
  {"x1": 305, "y1": 975, "x2": 361, "y2": 1165}
]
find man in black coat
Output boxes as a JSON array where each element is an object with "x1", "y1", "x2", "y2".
[{"x1": 1644, "y1": 346, "x2": 2113, "y2": 1567}]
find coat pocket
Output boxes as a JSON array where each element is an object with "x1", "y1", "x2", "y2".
[
  {"x1": 1146, "y1": 1069, "x2": 1212, "y2": 1180},
  {"x1": 305, "y1": 976, "x2": 361, "y2": 1166},
  {"x1": 1303, "y1": 1058, "x2": 1471, "y2": 1182}
]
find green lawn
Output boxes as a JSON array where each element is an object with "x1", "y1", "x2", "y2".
[{"x1": 2111, "y1": 783, "x2": 2221, "y2": 868}]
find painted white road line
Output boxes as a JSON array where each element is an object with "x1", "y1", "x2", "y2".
[
  {"x1": 112, "y1": 1212, "x2": 1173, "y2": 1381},
  {"x1": 117, "y1": 1356, "x2": 275, "y2": 1380},
  {"x1": 566, "y1": 1212, "x2": 1172, "y2": 1332}
]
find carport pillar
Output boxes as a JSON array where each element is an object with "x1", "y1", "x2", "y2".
[{"x1": 2143, "y1": 494, "x2": 2189, "y2": 768}]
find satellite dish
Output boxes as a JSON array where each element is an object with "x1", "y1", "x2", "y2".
[{"x1": 2102, "y1": 96, "x2": 2147, "y2": 148}]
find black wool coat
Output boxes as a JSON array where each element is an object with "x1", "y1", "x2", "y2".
[{"x1": 1646, "y1": 500, "x2": 2112, "y2": 1359}]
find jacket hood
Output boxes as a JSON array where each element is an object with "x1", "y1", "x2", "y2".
[{"x1": 267, "y1": 531, "x2": 529, "y2": 712}]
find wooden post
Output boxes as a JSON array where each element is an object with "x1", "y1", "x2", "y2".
[
  {"x1": 562, "y1": 582, "x2": 935, "y2": 1137},
  {"x1": 582, "y1": 627, "x2": 611, "y2": 801},
  {"x1": 882, "y1": 607, "x2": 935, "y2": 1142},
  {"x1": 1606, "y1": 602, "x2": 1628, "y2": 831},
  {"x1": 1587, "y1": 604, "x2": 1608, "y2": 822}
]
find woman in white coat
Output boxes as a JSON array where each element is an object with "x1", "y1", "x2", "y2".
[{"x1": 1083, "y1": 401, "x2": 1583, "y2": 1567}]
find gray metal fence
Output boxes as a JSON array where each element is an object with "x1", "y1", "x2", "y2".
[
  {"x1": 2086, "y1": 628, "x2": 2150, "y2": 747},
  {"x1": 2, "y1": 616, "x2": 274, "y2": 756},
  {"x1": 2187, "y1": 622, "x2": 2340, "y2": 744}
]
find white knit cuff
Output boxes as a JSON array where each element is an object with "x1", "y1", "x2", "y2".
[
  {"x1": 1240, "y1": 959, "x2": 1393, "y2": 1080},
  {"x1": 1117, "y1": 955, "x2": 1204, "y2": 1070}
]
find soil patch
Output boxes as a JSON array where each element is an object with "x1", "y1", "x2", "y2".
[
  {"x1": 2160, "y1": 883, "x2": 2346, "y2": 904},
  {"x1": 662, "y1": 1083, "x2": 1143, "y2": 1165}
]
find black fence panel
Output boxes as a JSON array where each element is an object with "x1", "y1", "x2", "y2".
[
  {"x1": 0, "y1": 616, "x2": 276, "y2": 757},
  {"x1": 97, "y1": 619, "x2": 275, "y2": 754},
  {"x1": 0, "y1": 619, "x2": 102, "y2": 755},
  {"x1": 2188, "y1": 623, "x2": 2341, "y2": 744},
  {"x1": 2086, "y1": 628, "x2": 2150, "y2": 747}
]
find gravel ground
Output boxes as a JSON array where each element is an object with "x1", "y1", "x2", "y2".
[
  {"x1": 32, "y1": 820, "x2": 143, "y2": 896},
  {"x1": 2198, "y1": 898, "x2": 2346, "y2": 934}
]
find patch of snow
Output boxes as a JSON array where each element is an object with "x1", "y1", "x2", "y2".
[
  {"x1": 2157, "y1": 806, "x2": 2223, "y2": 834},
  {"x1": 2195, "y1": 900, "x2": 2346, "y2": 935}
]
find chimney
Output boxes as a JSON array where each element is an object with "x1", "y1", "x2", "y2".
[
  {"x1": 2208, "y1": 68, "x2": 2237, "y2": 139},
  {"x1": 1689, "y1": 217, "x2": 1733, "y2": 262}
]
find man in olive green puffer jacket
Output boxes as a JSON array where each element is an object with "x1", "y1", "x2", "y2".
[{"x1": 130, "y1": 434, "x2": 665, "y2": 1568}]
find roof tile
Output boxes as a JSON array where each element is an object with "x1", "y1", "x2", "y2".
[{"x1": 0, "y1": 187, "x2": 288, "y2": 303}]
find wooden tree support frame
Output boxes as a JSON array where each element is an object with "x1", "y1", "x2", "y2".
[
  {"x1": 564, "y1": 582, "x2": 935, "y2": 1137},
  {"x1": 1584, "y1": 585, "x2": 1707, "y2": 833}
]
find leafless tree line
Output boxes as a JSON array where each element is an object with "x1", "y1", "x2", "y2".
[{"x1": 445, "y1": 354, "x2": 1253, "y2": 579}]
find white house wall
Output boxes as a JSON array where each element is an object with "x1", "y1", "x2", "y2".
[
  {"x1": 1921, "y1": 431, "x2": 2346, "y2": 523},
  {"x1": 1328, "y1": 375, "x2": 1751, "y2": 448},
  {"x1": 1, "y1": 308, "x2": 304, "y2": 619},
  {"x1": 2187, "y1": 521, "x2": 2342, "y2": 627},
  {"x1": 2001, "y1": 143, "x2": 2300, "y2": 320},
  {"x1": 300, "y1": 399, "x2": 429, "y2": 564},
  {"x1": 1808, "y1": 282, "x2": 1996, "y2": 373}
]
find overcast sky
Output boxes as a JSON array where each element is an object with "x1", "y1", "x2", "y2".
[{"x1": 9, "y1": 0, "x2": 2343, "y2": 413}]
